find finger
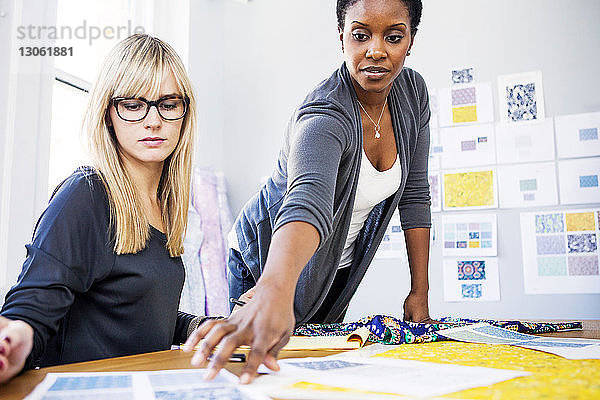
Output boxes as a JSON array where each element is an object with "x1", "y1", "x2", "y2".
[
  {"x1": 191, "y1": 322, "x2": 236, "y2": 367},
  {"x1": 240, "y1": 340, "x2": 269, "y2": 384},
  {"x1": 204, "y1": 333, "x2": 245, "y2": 381},
  {"x1": 240, "y1": 287, "x2": 256, "y2": 301},
  {"x1": 183, "y1": 319, "x2": 222, "y2": 352},
  {"x1": 263, "y1": 332, "x2": 290, "y2": 372}
]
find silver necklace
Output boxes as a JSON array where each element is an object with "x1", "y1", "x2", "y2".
[{"x1": 357, "y1": 97, "x2": 388, "y2": 138}]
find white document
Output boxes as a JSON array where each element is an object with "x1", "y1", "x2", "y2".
[
  {"x1": 495, "y1": 118, "x2": 555, "y2": 164},
  {"x1": 520, "y1": 208, "x2": 600, "y2": 294},
  {"x1": 438, "y1": 323, "x2": 600, "y2": 360},
  {"x1": 262, "y1": 356, "x2": 529, "y2": 398},
  {"x1": 374, "y1": 210, "x2": 405, "y2": 259},
  {"x1": 429, "y1": 171, "x2": 442, "y2": 212},
  {"x1": 442, "y1": 213, "x2": 498, "y2": 257},
  {"x1": 438, "y1": 82, "x2": 494, "y2": 127},
  {"x1": 443, "y1": 258, "x2": 500, "y2": 302},
  {"x1": 558, "y1": 158, "x2": 600, "y2": 205},
  {"x1": 497, "y1": 162, "x2": 558, "y2": 208},
  {"x1": 440, "y1": 124, "x2": 496, "y2": 169},
  {"x1": 25, "y1": 369, "x2": 268, "y2": 400},
  {"x1": 555, "y1": 111, "x2": 600, "y2": 159},
  {"x1": 429, "y1": 126, "x2": 442, "y2": 171},
  {"x1": 497, "y1": 71, "x2": 545, "y2": 124}
]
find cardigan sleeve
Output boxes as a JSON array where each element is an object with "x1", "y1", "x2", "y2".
[
  {"x1": 273, "y1": 111, "x2": 349, "y2": 247},
  {"x1": 0, "y1": 170, "x2": 113, "y2": 367},
  {"x1": 398, "y1": 72, "x2": 432, "y2": 230}
]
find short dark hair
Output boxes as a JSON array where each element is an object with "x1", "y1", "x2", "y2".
[{"x1": 336, "y1": 0, "x2": 422, "y2": 35}]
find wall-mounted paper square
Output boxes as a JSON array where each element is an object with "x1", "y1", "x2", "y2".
[
  {"x1": 440, "y1": 124, "x2": 496, "y2": 169},
  {"x1": 442, "y1": 213, "x2": 498, "y2": 256},
  {"x1": 520, "y1": 208, "x2": 600, "y2": 294},
  {"x1": 428, "y1": 127, "x2": 442, "y2": 171},
  {"x1": 497, "y1": 71, "x2": 545, "y2": 124},
  {"x1": 451, "y1": 66, "x2": 475, "y2": 85},
  {"x1": 558, "y1": 158, "x2": 600, "y2": 205},
  {"x1": 438, "y1": 82, "x2": 493, "y2": 127},
  {"x1": 443, "y1": 257, "x2": 500, "y2": 301},
  {"x1": 374, "y1": 210, "x2": 406, "y2": 259},
  {"x1": 429, "y1": 172, "x2": 442, "y2": 212},
  {"x1": 443, "y1": 168, "x2": 498, "y2": 210},
  {"x1": 495, "y1": 118, "x2": 555, "y2": 164},
  {"x1": 497, "y1": 162, "x2": 558, "y2": 208},
  {"x1": 429, "y1": 90, "x2": 439, "y2": 130},
  {"x1": 555, "y1": 111, "x2": 600, "y2": 159}
]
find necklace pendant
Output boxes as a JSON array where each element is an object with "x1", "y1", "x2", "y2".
[{"x1": 375, "y1": 127, "x2": 381, "y2": 138}]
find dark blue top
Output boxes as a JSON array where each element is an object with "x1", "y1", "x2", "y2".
[{"x1": 1, "y1": 167, "x2": 195, "y2": 368}]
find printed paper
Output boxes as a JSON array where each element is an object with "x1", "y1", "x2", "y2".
[
  {"x1": 555, "y1": 111, "x2": 600, "y2": 159},
  {"x1": 440, "y1": 124, "x2": 496, "y2": 169},
  {"x1": 443, "y1": 168, "x2": 498, "y2": 210},
  {"x1": 438, "y1": 82, "x2": 494, "y2": 127},
  {"x1": 443, "y1": 258, "x2": 500, "y2": 302},
  {"x1": 429, "y1": 171, "x2": 442, "y2": 212},
  {"x1": 442, "y1": 213, "x2": 498, "y2": 256},
  {"x1": 495, "y1": 118, "x2": 555, "y2": 164},
  {"x1": 497, "y1": 162, "x2": 558, "y2": 208},
  {"x1": 558, "y1": 158, "x2": 600, "y2": 205},
  {"x1": 497, "y1": 71, "x2": 545, "y2": 124}
]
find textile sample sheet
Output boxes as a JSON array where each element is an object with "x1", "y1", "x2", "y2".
[
  {"x1": 451, "y1": 66, "x2": 476, "y2": 86},
  {"x1": 497, "y1": 71, "x2": 545, "y2": 124},
  {"x1": 442, "y1": 258, "x2": 500, "y2": 302},
  {"x1": 428, "y1": 171, "x2": 442, "y2": 212},
  {"x1": 443, "y1": 168, "x2": 498, "y2": 210},
  {"x1": 520, "y1": 208, "x2": 600, "y2": 294},
  {"x1": 438, "y1": 82, "x2": 494, "y2": 127},
  {"x1": 555, "y1": 111, "x2": 600, "y2": 159},
  {"x1": 558, "y1": 158, "x2": 600, "y2": 205},
  {"x1": 442, "y1": 213, "x2": 498, "y2": 257},
  {"x1": 497, "y1": 162, "x2": 558, "y2": 208},
  {"x1": 374, "y1": 210, "x2": 405, "y2": 259},
  {"x1": 428, "y1": 126, "x2": 442, "y2": 171},
  {"x1": 440, "y1": 123, "x2": 496, "y2": 169},
  {"x1": 495, "y1": 118, "x2": 555, "y2": 164}
]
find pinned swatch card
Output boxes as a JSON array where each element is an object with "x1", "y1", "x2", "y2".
[
  {"x1": 438, "y1": 82, "x2": 494, "y2": 127},
  {"x1": 443, "y1": 168, "x2": 498, "y2": 210},
  {"x1": 442, "y1": 213, "x2": 497, "y2": 257},
  {"x1": 374, "y1": 210, "x2": 405, "y2": 259},
  {"x1": 558, "y1": 158, "x2": 600, "y2": 205},
  {"x1": 497, "y1": 162, "x2": 558, "y2": 208},
  {"x1": 429, "y1": 171, "x2": 442, "y2": 212},
  {"x1": 429, "y1": 127, "x2": 442, "y2": 171},
  {"x1": 495, "y1": 118, "x2": 555, "y2": 164},
  {"x1": 520, "y1": 209, "x2": 600, "y2": 294},
  {"x1": 440, "y1": 124, "x2": 496, "y2": 169},
  {"x1": 555, "y1": 111, "x2": 600, "y2": 159},
  {"x1": 443, "y1": 258, "x2": 500, "y2": 301},
  {"x1": 497, "y1": 71, "x2": 545, "y2": 124}
]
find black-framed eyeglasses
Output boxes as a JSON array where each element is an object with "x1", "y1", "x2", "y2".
[{"x1": 112, "y1": 95, "x2": 189, "y2": 122}]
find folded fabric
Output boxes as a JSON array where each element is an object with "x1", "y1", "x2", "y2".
[{"x1": 293, "y1": 315, "x2": 582, "y2": 346}]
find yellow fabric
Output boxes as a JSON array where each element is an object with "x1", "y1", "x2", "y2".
[
  {"x1": 376, "y1": 341, "x2": 600, "y2": 399},
  {"x1": 444, "y1": 170, "x2": 495, "y2": 208},
  {"x1": 452, "y1": 105, "x2": 477, "y2": 123}
]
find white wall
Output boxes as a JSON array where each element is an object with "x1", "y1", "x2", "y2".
[{"x1": 189, "y1": 0, "x2": 600, "y2": 320}]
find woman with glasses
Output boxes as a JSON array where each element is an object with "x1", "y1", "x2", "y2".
[{"x1": 0, "y1": 34, "x2": 203, "y2": 382}]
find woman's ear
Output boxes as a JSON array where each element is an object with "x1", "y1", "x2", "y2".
[{"x1": 339, "y1": 30, "x2": 344, "y2": 52}]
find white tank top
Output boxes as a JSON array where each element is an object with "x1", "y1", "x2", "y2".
[{"x1": 338, "y1": 149, "x2": 401, "y2": 269}]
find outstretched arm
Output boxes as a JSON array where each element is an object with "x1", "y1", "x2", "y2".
[
  {"x1": 183, "y1": 220, "x2": 319, "y2": 384},
  {"x1": 403, "y1": 227, "x2": 437, "y2": 323}
]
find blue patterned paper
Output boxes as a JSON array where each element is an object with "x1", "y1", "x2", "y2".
[
  {"x1": 506, "y1": 83, "x2": 538, "y2": 121},
  {"x1": 462, "y1": 283, "x2": 483, "y2": 298},
  {"x1": 535, "y1": 213, "x2": 564, "y2": 234}
]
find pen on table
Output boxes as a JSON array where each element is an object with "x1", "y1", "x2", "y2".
[
  {"x1": 208, "y1": 353, "x2": 246, "y2": 362},
  {"x1": 230, "y1": 297, "x2": 246, "y2": 307}
]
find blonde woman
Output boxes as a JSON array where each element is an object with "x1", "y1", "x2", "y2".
[{"x1": 0, "y1": 34, "x2": 205, "y2": 383}]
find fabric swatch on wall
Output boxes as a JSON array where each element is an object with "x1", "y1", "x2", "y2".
[
  {"x1": 461, "y1": 283, "x2": 483, "y2": 298},
  {"x1": 579, "y1": 127, "x2": 598, "y2": 141},
  {"x1": 537, "y1": 257, "x2": 567, "y2": 276},
  {"x1": 566, "y1": 212, "x2": 595, "y2": 231},
  {"x1": 461, "y1": 140, "x2": 477, "y2": 151},
  {"x1": 535, "y1": 213, "x2": 565, "y2": 234},
  {"x1": 567, "y1": 256, "x2": 599, "y2": 276},
  {"x1": 444, "y1": 169, "x2": 495, "y2": 208},
  {"x1": 452, "y1": 67, "x2": 474, "y2": 85},
  {"x1": 452, "y1": 105, "x2": 477, "y2": 123},
  {"x1": 579, "y1": 174, "x2": 599, "y2": 188},
  {"x1": 536, "y1": 235, "x2": 566, "y2": 255},
  {"x1": 519, "y1": 179, "x2": 538, "y2": 192},
  {"x1": 506, "y1": 83, "x2": 538, "y2": 121},
  {"x1": 458, "y1": 260, "x2": 486, "y2": 280},
  {"x1": 567, "y1": 233, "x2": 597, "y2": 253},
  {"x1": 452, "y1": 87, "x2": 476, "y2": 105}
]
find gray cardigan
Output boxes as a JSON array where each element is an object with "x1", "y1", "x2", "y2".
[{"x1": 233, "y1": 63, "x2": 431, "y2": 324}]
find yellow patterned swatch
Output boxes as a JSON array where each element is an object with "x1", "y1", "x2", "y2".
[
  {"x1": 444, "y1": 170, "x2": 495, "y2": 208},
  {"x1": 566, "y1": 212, "x2": 595, "y2": 231},
  {"x1": 376, "y1": 341, "x2": 600, "y2": 399},
  {"x1": 453, "y1": 105, "x2": 478, "y2": 123}
]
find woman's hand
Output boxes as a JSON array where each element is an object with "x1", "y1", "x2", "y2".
[
  {"x1": 183, "y1": 283, "x2": 295, "y2": 384},
  {"x1": 232, "y1": 287, "x2": 256, "y2": 313},
  {"x1": 0, "y1": 316, "x2": 33, "y2": 384},
  {"x1": 403, "y1": 291, "x2": 439, "y2": 324}
]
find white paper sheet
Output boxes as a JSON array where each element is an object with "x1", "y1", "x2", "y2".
[
  {"x1": 495, "y1": 118, "x2": 555, "y2": 164},
  {"x1": 558, "y1": 158, "x2": 600, "y2": 205},
  {"x1": 520, "y1": 208, "x2": 600, "y2": 294},
  {"x1": 438, "y1": 82, "x2": 494, "y2": 127},
  {"x1": 555, "y1": 111, "x2": 600, "y2": 159},
  {"x1": 442, "y1": 167, "x2": 498, "y2": 210},
  {"x1": 438, "y1": 323, "x2": 600, "y2": 360},
  {"x1": 374, "y1": 210, "x2": 405, "y2": 259},
  {"x1": 25, "y1": 369, "x2": 269, "y2": 400},
  {"x1": 442, "y1": 213, "x2": 498, "y2": 256},
  {"x1": 443, "y1": 257, "x2": 500, "y2": 302},
  {"x1": 497, "y1": 162, "x2": 558, "y2": 208},
  {"x1": 261, "y1": 356, "x2": 529, "y2": 398},
  {"x1": 497, "y1": 71, "x2": 545, "y2": 124},
  {"x1": 440, "y1": 123, "x2": 496, "y2": 169},
  {"x1": 429, "y1": 126, "x2": 442, "y2": 171}
]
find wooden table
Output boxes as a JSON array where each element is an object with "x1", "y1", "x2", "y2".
[{"x1": 1, "y1": 320, "x2": 598, "y2": 400}]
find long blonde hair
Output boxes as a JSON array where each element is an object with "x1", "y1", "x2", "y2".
[{"x1": 84, "y1": 34, "x2": 196, "y2": 257}]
